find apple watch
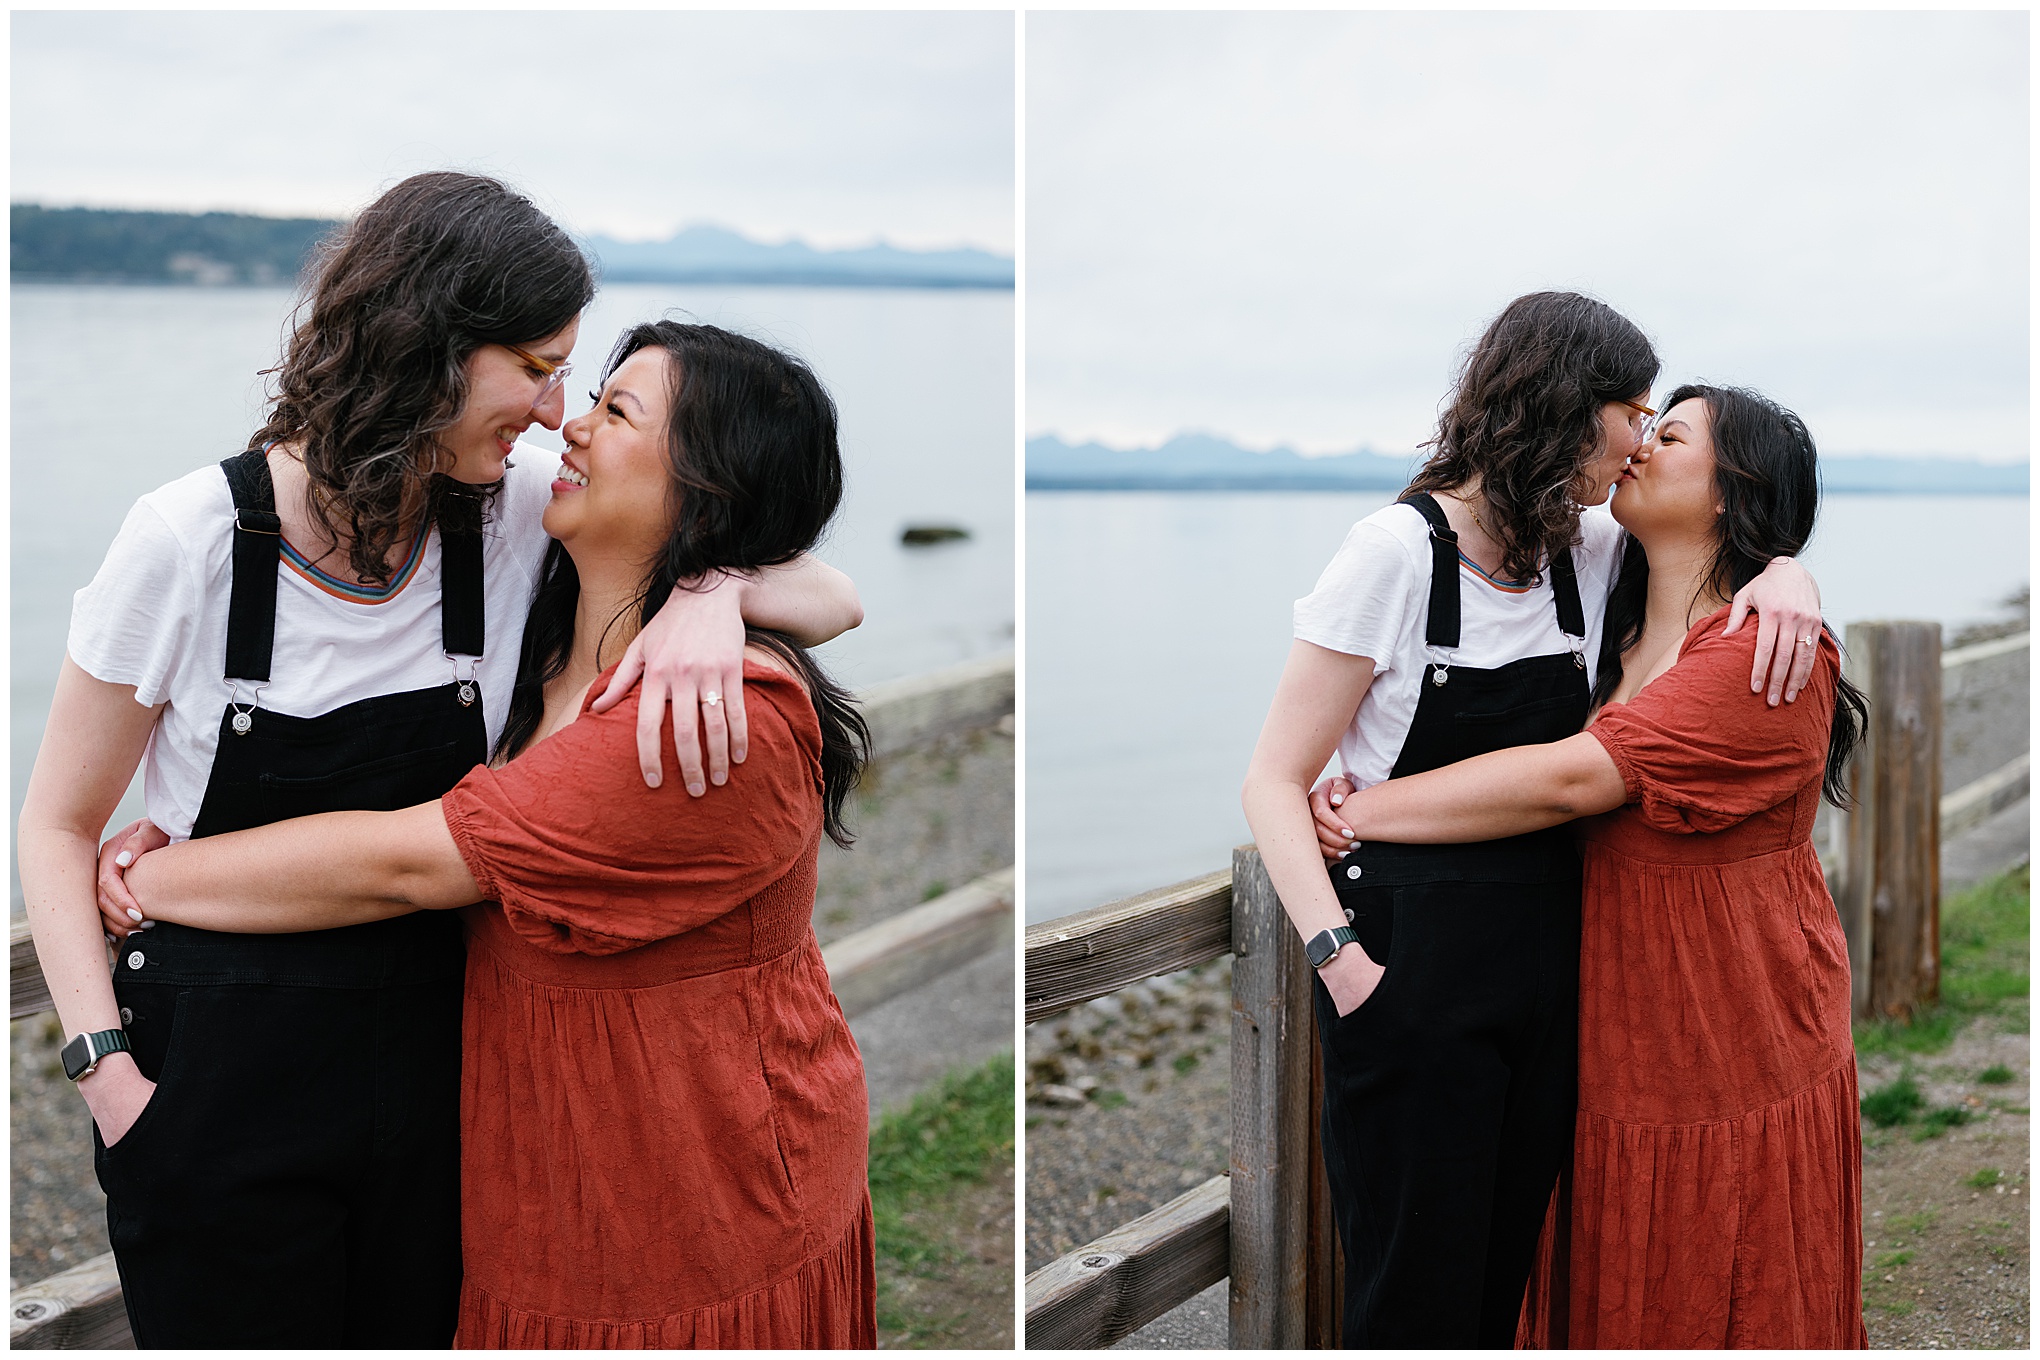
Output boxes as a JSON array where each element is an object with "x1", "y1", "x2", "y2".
[
  {"x1": 1305, "y1": 926, "x2": 1360, "y2": 970},
  {"x1": 61, "y1": 1028, "x2": 131, "y2": 1082}
]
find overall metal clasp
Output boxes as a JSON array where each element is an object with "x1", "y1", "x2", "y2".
[
  {"x1": 447, "y1": 654, "x2": 482, "y2": 707},
  {"x1": 225, "y1": 681, "x2": 265, "y2": 735}
]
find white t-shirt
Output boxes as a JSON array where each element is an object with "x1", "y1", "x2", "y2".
[
  {"x1": 1293, "y1": 501, "x2": 1627, "y2": 790},
  {"x1": 68, "y1": 445, "x2": 559, "y2": 840}
]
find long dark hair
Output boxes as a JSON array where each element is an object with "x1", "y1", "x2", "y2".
[
  {"x1": 498, "y1": 322, "x2": 868, "y2": 846},
  {"x1": 1407, "y1": 291, "x2": 1659, "y2": 583},
  {"x1": 250, "y1": 172, "x2": 595, "y2": 583},
  {"x1": 1593, "y1": 383, "x2": 1868, "y2": 806}
]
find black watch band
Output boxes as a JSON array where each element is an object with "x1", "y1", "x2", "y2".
[
  {"x1": 61, "y1": 1028, "x2": 130, "y2": 1082},
  {"x1": 1305, "y1": 926, "x2": 1360, "y2": 970}
]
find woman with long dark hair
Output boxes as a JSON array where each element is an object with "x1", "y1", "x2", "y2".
[
  {"x1": 119, "y1": 321, "x2": 877, "y2": 1347},
  {"x1": 1239, "y1": 293, "x2": 1824, "y2": 1346},
  {"x1": 19, "y1": 174, "x2": 859, "y2": 1347},
  {"x1": 1315, "y1": 385, "x2": 1869, "y2": 1347}
]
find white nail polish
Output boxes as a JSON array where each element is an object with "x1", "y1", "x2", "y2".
[
  {"x1": 115, "y1": 851, "x2": 134, "y2": 868},
  {"x1": 1330, "y1": 794, "x2": 1343, "y2": 807},
  {"x1": 127, "y1": 909, "x2": 143, "y2": 923}
]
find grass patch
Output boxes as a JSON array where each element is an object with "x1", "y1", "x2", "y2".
[
  {"x1": 1978, "y1": 1063, "x2": 2015, "y2": 1085},
  {"x1": 1861, "y1": 1072, "x2": 1925, "y2": 1127},
  {"x1": 1964, "y1": 1167, "x2": 2004, "y2": 1189},
  {"x1": 1855, "y1": 866, "x2": 2028, "y2": 1059},
  {"x1": 1875, "y1": 1248, "x2": 1916, "y2": 1268},
  {"x1": 1871, "y1": 1298, "x2": 1917, "y2": 1316},
  {"x1": 868, "y1": 1051, "x2": 1014, "y2": 1344},
  {"x1": 1889, "y1": 1209, "x2": 1938, "y2": 1237},
  {"x1": 1095, "y1": 1088, "x2": 1129, "y2": 1110},
  {"x1": 1912, "y1": 1106, "x2": 1974, "y2": 1140},
  {"x1": 1173, "y1": 1051, "x2": 1200, "y2": 1075}
]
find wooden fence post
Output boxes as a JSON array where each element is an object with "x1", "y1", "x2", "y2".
[
  {"x1": 1229, "y1": 846, "x2": 1335, "y2": 1347},
  {"x1": 1841, "y1": 621, "x2": 1943, "y2": 1021}
]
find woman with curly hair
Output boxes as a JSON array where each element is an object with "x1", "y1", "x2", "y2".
[
  {"x1": 19, "y1": 173, "x2": 860, "y2": 1347},
  {"x1": 1239, "y1": 293, "x2": 1822, "y2": 1346}
]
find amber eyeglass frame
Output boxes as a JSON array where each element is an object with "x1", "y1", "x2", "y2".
[
  {"x1": 503, "y1": 343, "x2": 574, "y2": 410},
  {"x1": 1618, "y1": 396, "x2": 1658, "y2": 442}
]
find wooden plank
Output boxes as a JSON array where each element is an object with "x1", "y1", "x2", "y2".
[
  {"x1": 9, "y1": 1250, "x2": 131, "y2": 1349},
  {"x1": 1941, "y1": 753, "x2": 2029, "y2": 842},
  {"x1": 1844, "y1": 621, "x2": 1944, "y2": 1022},
  {"x1": 821, "y1": 868, "x2": 1012, "y2": 1019},
  {"x1": 12, "y1": 918, "x2": 54, "y2": 1022},
  {"x1": 1024, "y1": 870, "x2": 1231, "y2": 1025},
  {"x1": 1941, "y1": 631, "x2": 2030, "y2": 670},
  {"x1": 1024, "y1": 1174, "x2": 1230, "y2": 1349},
  {"x1": 1228, "y1": 845, "x2": 1316, "y2": 1347},
  {"x1": 858, "y1": 651, "x2": 1013, "y2": 761}
]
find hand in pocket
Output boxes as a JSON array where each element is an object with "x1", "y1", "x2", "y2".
[
  {"x1": 1320, "y1": 944, "x2": 1386, "y2": 1018},
  {"x1": 83, "y1": 1057, "x2": 158, "y2": 1147}
]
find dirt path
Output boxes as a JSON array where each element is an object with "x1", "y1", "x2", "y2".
[
  {"x1": 1858, "y1": 1016, "x2": 2029, "y2": 1347},
  {"x1": 879, "y1": 1163, "x2": 1016, "y2": 1348}
]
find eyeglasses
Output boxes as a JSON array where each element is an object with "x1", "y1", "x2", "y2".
[
  {"x1": 1618, "y1": 396, "x2": 1658, "y2": 443},
  {"x1": 503, "y1": 343, "x2": 573, "y2": 412}
]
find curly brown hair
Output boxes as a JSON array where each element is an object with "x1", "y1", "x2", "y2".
[
  {"x1": 250, "y1": 172, "x2": 594, "y2": 584},
  {"x1": 1406, "y1": 291, "x2": 1658, "y2": 583}
]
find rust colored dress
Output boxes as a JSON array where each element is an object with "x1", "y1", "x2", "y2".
[
  {"x1": 437, "y1": 662, "x2": 876, "y2": 1349},
  {"x1": 1519, "y1": 608, "x2": 1867, "y2": 1349}
]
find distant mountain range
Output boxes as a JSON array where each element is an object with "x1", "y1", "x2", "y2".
[
  {"x1": 1027, "y1": 434, "x2": 2029, "y2": 496},
  {"x1": 588, "y1": 225, "x2": 1011, "y2": 289},
  {"x1": 11, "y1": 205, "x2": 1013, "y2": 291}
]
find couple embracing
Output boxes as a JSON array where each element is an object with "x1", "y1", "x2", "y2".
[
  {"x1": 1242, "y1": 292, "x2": 1870, "y2": 1348},
  {"x1": 22, "y1": 172, "x2": 877, "y2": 1348}
]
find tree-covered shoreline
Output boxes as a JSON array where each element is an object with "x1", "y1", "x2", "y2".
[{"x1": 11, "y1": 205, "x2": 338, "y2": 286}]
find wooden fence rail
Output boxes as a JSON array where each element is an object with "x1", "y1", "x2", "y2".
[{"x1": 1025, "y1": 627, "x2": 2027, "y2": 1348}]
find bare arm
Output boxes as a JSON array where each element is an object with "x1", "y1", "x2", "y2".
[
  {"x1": 123, "y1": 801, "x2": 481, "y2": 933},
  {"x1": 590, "y1": 554, "x2": 863, "y2": 793},
  {"x1": 1239, "y1": 640, "x2": 1384, "y2": 1016},
  {"x1": 18, "y1": 658, "x2": 166, "y2": 1141},
  {"x1": 1338, "y1": 730, "x2": 1627, "y2": 843}
]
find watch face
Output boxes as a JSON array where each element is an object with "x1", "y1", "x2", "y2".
[{"x1": 60, "y1": 1033, "x2": 92, "y2": 1081}]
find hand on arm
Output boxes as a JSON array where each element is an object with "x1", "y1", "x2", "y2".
[
  {"x1": 18, "y1": 658, "x2": 165, "y2": 1144},
  {"x1": 1336, "y1": 731, "x2": 1627, "y2": 844},
  {"x1": 1239, "y1": 641, "x2": 1386, "y2": 1017},
  {"x1": 590, "y1": 554, "x2": 862, "y2": 793},
  {"x1": 1723, "y1": 556, "x2": 1823, "y2": 706},
  {"x1": 122, "y1": 801, "x2": 481, "y2": 933}
]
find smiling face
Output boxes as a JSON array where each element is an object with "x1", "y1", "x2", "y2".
[
  {"x1": 544, "y1": 346, "x2": 677, "y2": 567},
  {"x1": 439, "y1": 317, "x2": 581, "y2": 484},
  {"x1": 1575, "y1": 392, "x2": 1653, "y2": 507},
  {"x1": 1609, "y1": 396, "x2": 1723, "y2": 539}
]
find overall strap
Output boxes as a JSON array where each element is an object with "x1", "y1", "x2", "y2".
[
  {"x1": 438, "y1": 515, "x2": 485, "y2": 658},
  {"x1": 220, "y1": 449, "x2": 281, "y2": 682},
  {"x1": 1549, "y1": 544, "x2": 1586, "y2": 640},
  {"x1": 1398, "y1": 493, "x2": 1460, "y2": 649}
]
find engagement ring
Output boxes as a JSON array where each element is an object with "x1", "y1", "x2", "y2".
[{"x1": 702, "y1": 690, "x2": 723, "y2": 708}]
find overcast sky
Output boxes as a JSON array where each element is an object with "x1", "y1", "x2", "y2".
[
  {"x1": 12, "y1": 10, "x2": 1013, "y2": 252},
  {"x1": 1028, "y1": 11, "x2": 2028, "y2": 462}
]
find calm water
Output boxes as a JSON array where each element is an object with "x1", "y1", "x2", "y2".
[
  {"x1": 1025, "y1": 489, "x2": 2030, "y2": 923},
  {"x1": 12, "y1": 282, "x2": 1013, "y2": 887}
]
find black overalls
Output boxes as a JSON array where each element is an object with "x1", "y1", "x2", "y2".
[
  {"x1": 95, "y1": 449, "x2": 486, "y2": 1347},
  {"x1": 1313, "y1": 493, "x2": 1590, "y2": 1349}
]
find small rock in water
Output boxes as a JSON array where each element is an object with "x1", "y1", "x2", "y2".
[{"x1": 901, "y1": 524, "x2": 970, "y2": 545}]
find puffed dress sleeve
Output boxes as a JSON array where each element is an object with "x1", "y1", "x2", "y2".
[
  {"x1": 1588, "y1": 612, "x2": 1838, "y2": 835},
  {"x1": 439, "y1": 662, "x2": 823, "y2": 955}
]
